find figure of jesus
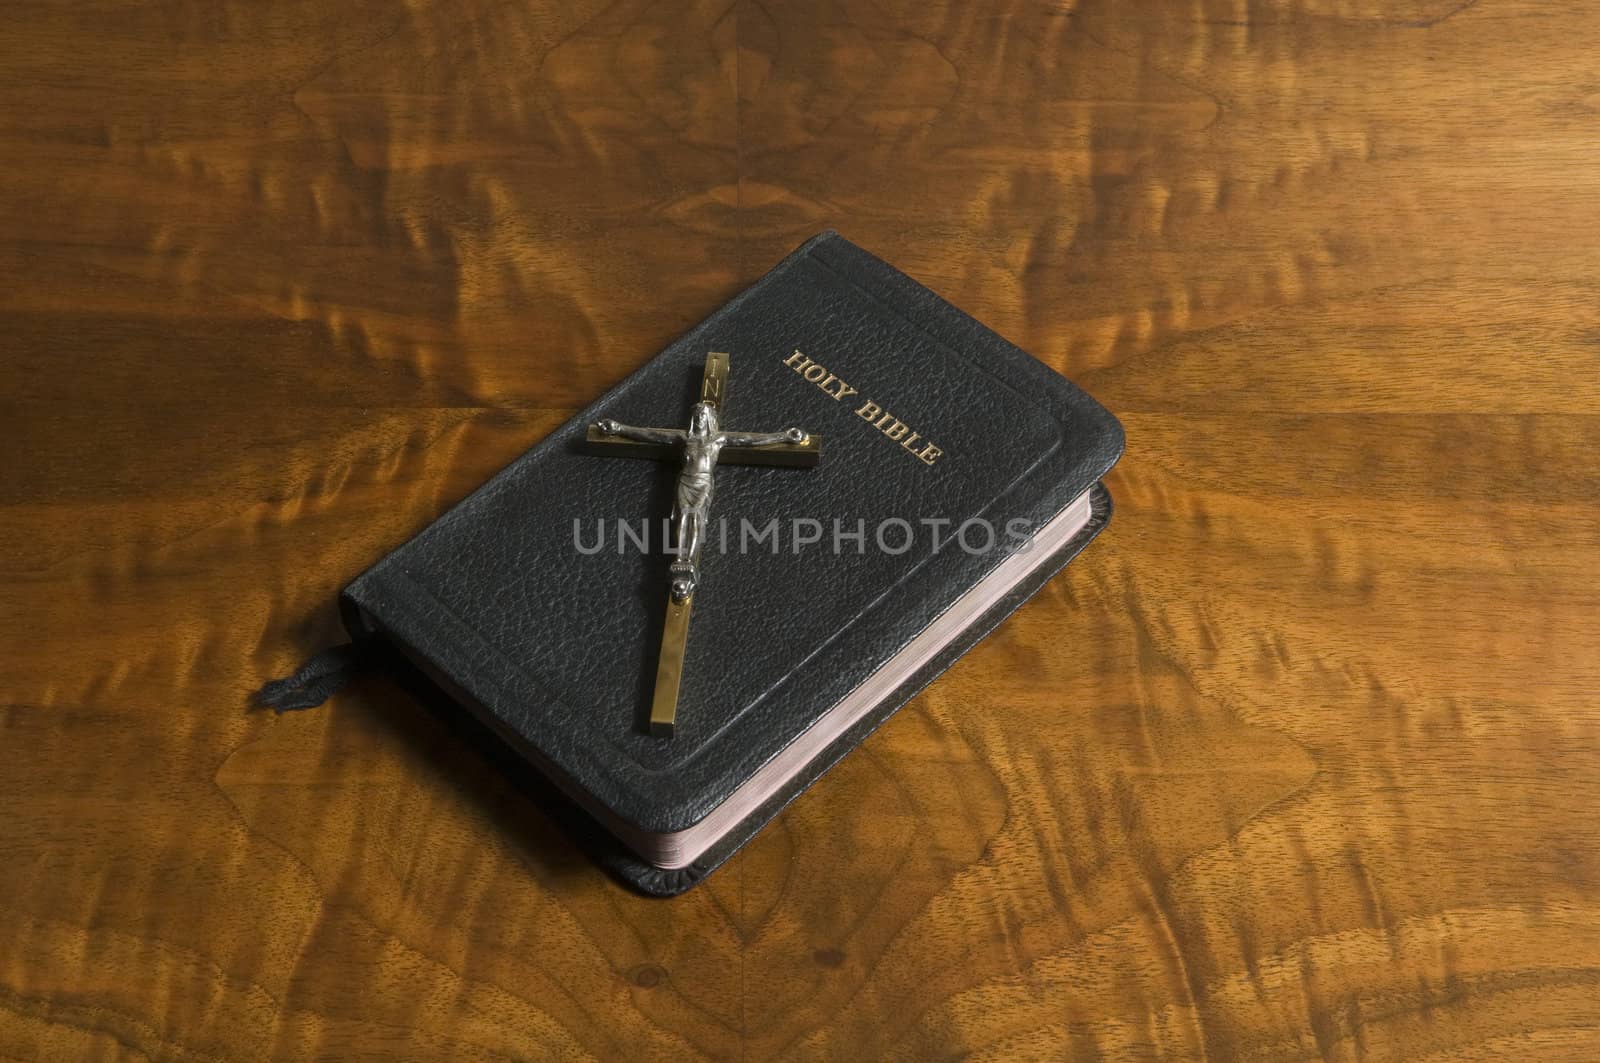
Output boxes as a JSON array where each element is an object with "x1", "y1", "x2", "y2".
[{"x1": 596, "y1": 403, "x2": 807, "y2": 600}]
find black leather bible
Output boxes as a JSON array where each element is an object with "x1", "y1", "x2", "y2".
[{"x1": 340, "y1": 232, "x2": 1124, "y2": 895}]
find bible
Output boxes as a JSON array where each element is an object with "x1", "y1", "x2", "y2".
[{"x1": 337, "y1": 232, "x2": 1123, "y2": 896}]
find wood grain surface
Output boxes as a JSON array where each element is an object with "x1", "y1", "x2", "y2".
[{"x1": 3, "y1": 0, "x2": 1598, "y2": 1059}]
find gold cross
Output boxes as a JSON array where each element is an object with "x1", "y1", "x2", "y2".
[{"x1": 586, "y1": 352, "x2": 821, "y2": 737}]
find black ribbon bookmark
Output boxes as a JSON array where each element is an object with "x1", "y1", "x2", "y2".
[{"x1": 253, "y1": 641, "x2": 369, "y2": 713}]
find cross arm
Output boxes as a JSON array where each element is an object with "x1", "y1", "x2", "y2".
[
  {"x1": 584, "y1": 425, "x2": 822, "y2": 466},
  {"x1": 716, "y1": 426, "x2": 821, "y2": 466},
  {"x1": 719, "y1": 427, "x2": 808, "y2": 448},
  {"x1": 584, "y1": 423, "x2": 682, "y2": 463},
  {"x1": 595, "y1": 419, "x2": 684, "y2": 446}
]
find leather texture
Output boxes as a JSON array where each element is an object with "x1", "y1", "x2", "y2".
[{"x1": 341, "y1": 232, "x2": 1124, "y2": 890}]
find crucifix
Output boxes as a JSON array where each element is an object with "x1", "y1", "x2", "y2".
[{"x1": 586, "y1": 352, "x2": 822, "y2": 738}]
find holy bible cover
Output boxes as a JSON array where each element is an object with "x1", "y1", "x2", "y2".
[{"x1": 339, "y1": 232, "x2": 1124, "y2": 896}]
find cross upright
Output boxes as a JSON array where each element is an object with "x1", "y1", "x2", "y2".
[{"x1": 586, "y1": 352, "x2": 821, "y2": 738}]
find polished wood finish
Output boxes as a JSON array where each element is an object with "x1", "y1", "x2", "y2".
[{"x1": 3, "y1": 1, "x2": 1598, "y2": 1059}]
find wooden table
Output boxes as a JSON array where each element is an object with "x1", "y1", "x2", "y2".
[{"x1": 4, "y1": 1, "x2": 1597, "y2": 1059}]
